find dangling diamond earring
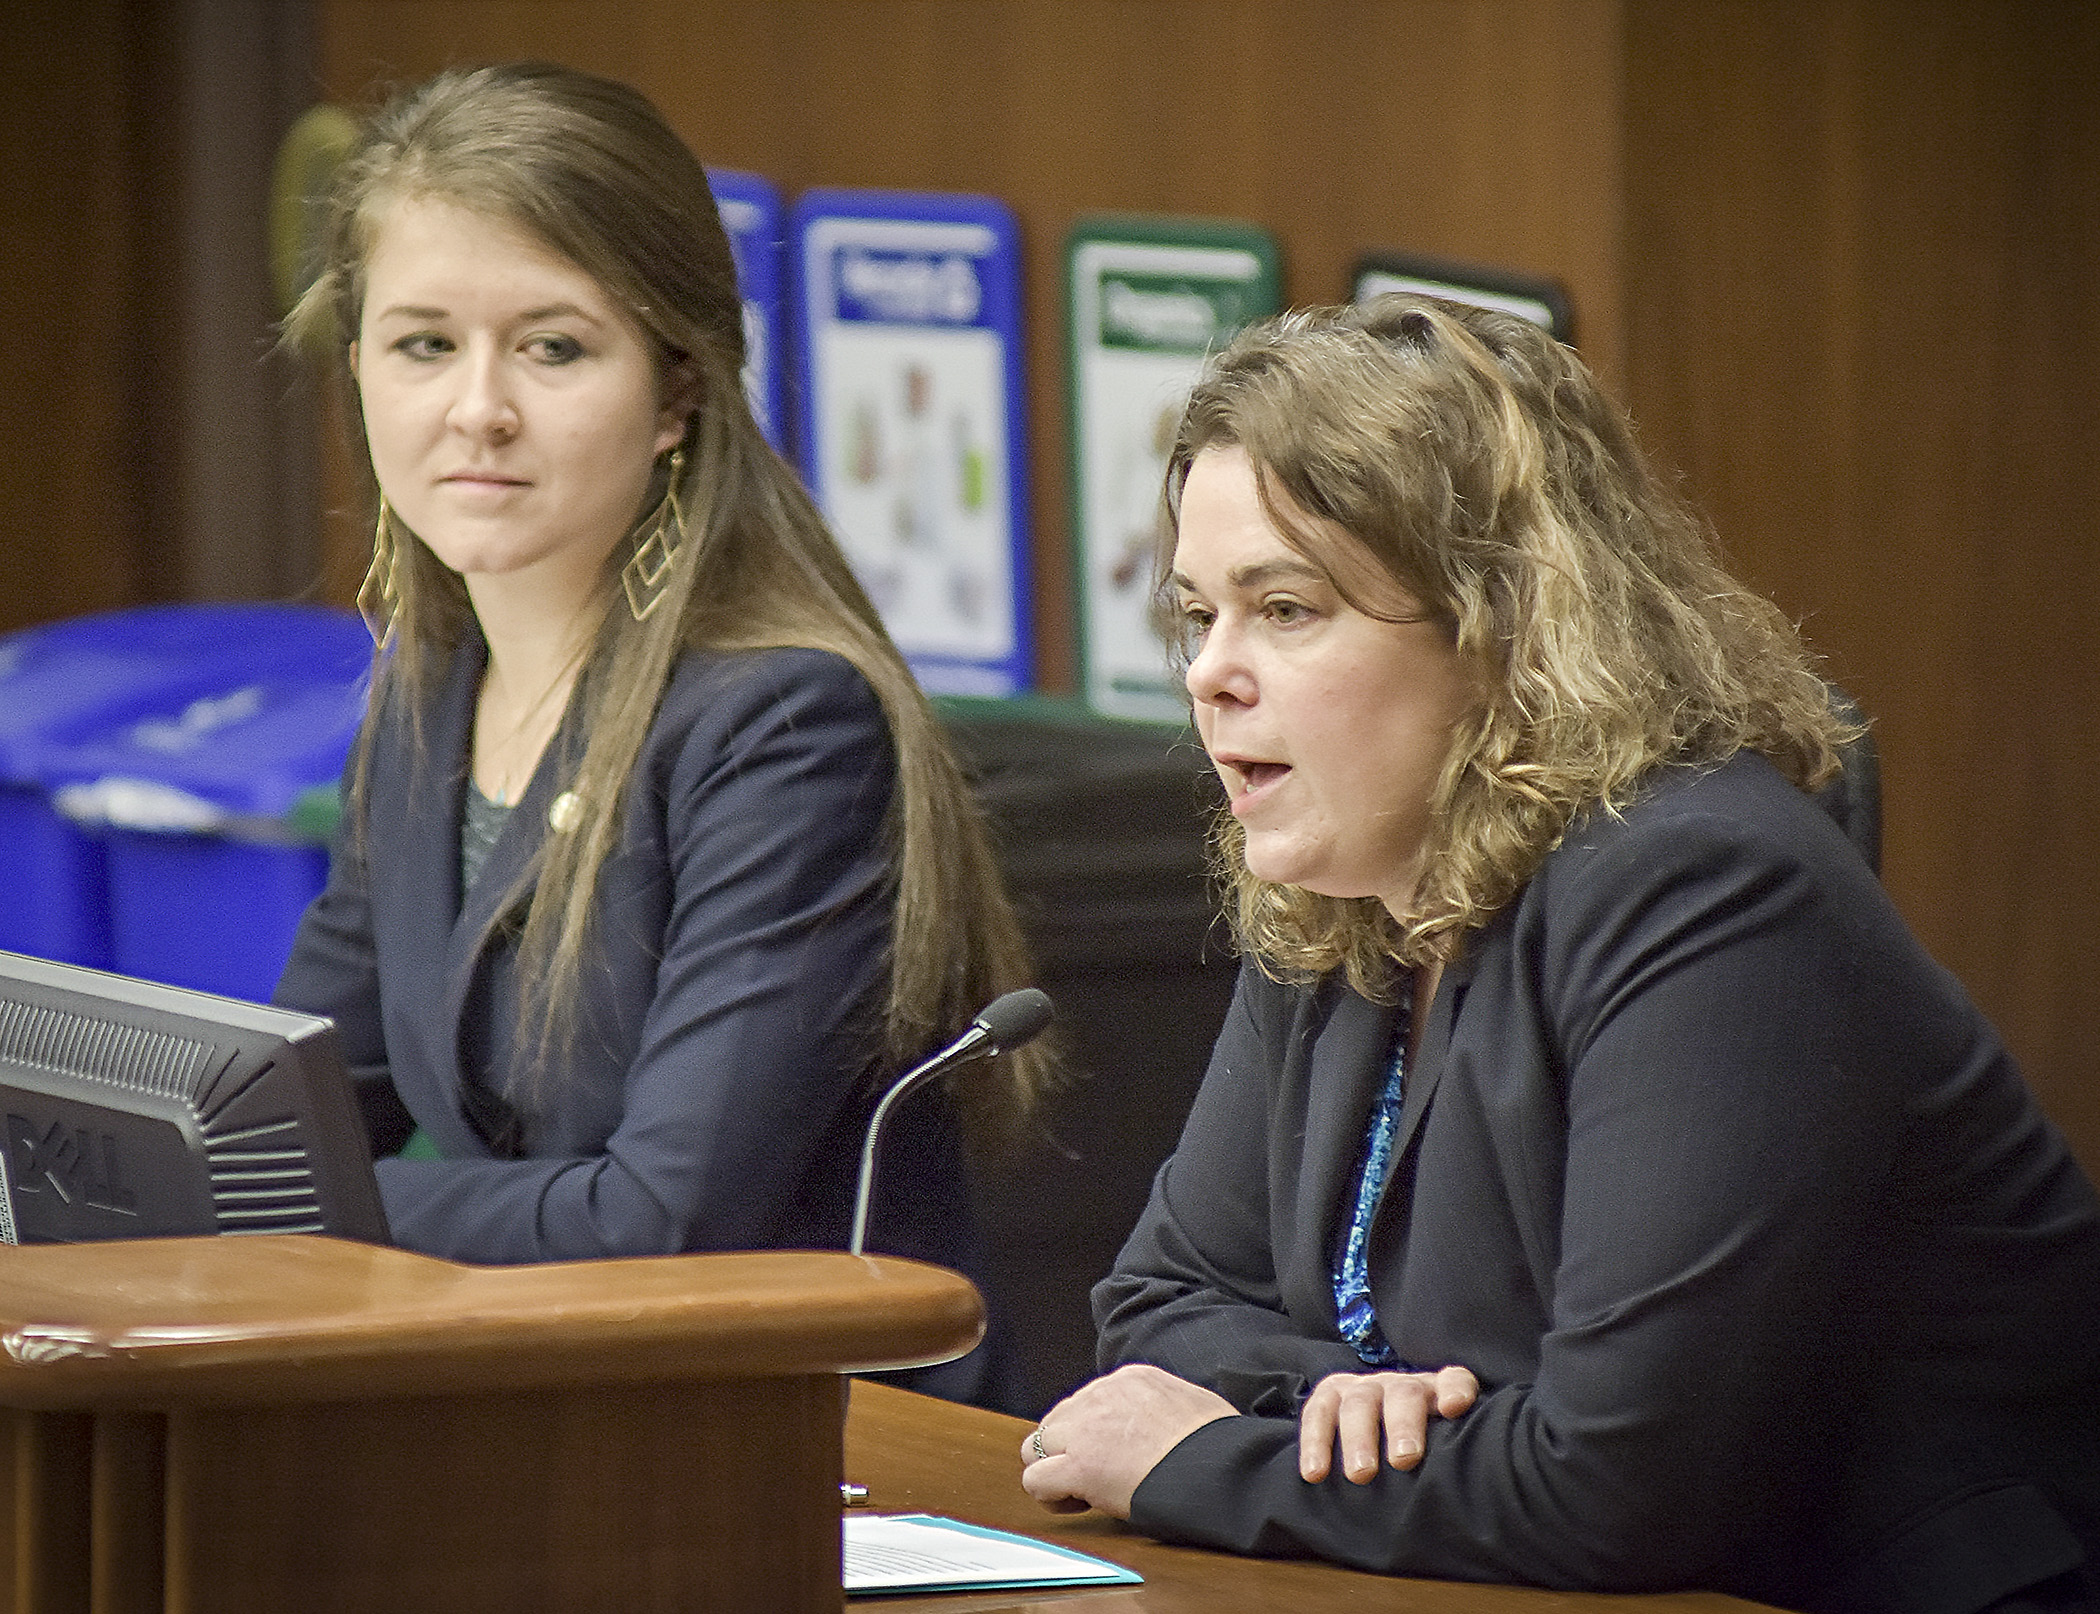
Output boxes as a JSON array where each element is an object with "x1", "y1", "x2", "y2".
[
  {"x1": 359, "y1": 495, "x2": 401, "y2": 646},
  {"x1": 622, "y1": 448, "x2": 688, "y2": 622}
]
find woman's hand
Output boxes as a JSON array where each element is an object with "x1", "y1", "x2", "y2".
[
  {"x1": 1298, "y1": 1365, "x2": 1479, "y2": 1483},
  {"x1": 1019, "y1": 1364, "x2": 1237, "y2": 1518}
]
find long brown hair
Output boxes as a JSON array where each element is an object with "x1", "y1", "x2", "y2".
[
  {"x1": 287, "y1": 63, "x2": 1046, "y2": 1136},
  {"x1": 1161, "y1": 296, "x2": 1855, "y2": 997}
]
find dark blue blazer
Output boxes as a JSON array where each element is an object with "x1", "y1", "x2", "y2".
[
  {"x1": 276, "y1": 642, "x2": 984, "y2": 1316},
  {"x1": 1097, "y1": 753, "x2": 2100, "y2": 1613}
]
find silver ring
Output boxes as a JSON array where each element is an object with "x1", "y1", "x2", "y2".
[{"x1": 1030, "y1": 1427, "x2": 1048, "y2": 1462}]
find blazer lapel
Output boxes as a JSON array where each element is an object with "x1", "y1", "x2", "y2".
[
  {"x1": 1288, "y1": 982, "x2": 1403, "y2": 1323},
  {"x1": 357, "y1": 643, "x2": 482, "y2": 1154},
  {"x1": 1391, "y1": 941, "x2": 1475, "y2": 1165},
  {"x1": 390, "y1": 646, "x2": 474, "y2": 1009}
]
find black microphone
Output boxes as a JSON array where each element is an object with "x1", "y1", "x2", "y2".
[{"x1": 847, "y1": 988, "x2": 1054, "y2": 1256}]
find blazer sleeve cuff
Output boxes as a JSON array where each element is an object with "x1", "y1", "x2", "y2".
[{"x1": 1129, "y1": 1413, "x2": 1306, "y2": 1557}]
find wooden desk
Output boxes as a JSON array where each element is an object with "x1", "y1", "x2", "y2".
[
  {"x1": 845, "y1": 1383, "x2": 1776, "y2": 1614},
  {"x1": 1, "y1": 1236, "x2": 982, "y2": 1613}
]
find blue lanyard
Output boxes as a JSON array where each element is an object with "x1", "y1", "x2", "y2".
[{"x1": 1332, "y1": 994, "x2": 1411, "y2": 1367}]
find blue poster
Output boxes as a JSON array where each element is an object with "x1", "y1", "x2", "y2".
[
  {"x1": 707, "y1": 168, "x2": 788, "y2": 451},
  {"x1": 791, "y1": 188, "x2": 1031, "y2": 697}
]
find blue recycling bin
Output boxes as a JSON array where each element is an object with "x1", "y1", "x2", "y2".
[
  {"x1": 1, "y1": 605, "x2": 295, "y2": 967},
  {"x1": 3, "y1": 604, "x2": 370, "y2": 998}
]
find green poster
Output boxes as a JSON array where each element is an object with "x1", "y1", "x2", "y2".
[{"x1": 1068, "y1": 217, "x2": 1280, "y2": 723}]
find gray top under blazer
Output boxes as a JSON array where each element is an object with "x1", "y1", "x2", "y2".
[{"x1": 1097, "y1": 752, "x2": 2100, "y2": 1614}]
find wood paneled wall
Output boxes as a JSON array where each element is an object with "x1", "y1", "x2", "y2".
[
  {"x1": 0, "y1": 2, "x2": 324, "y2": 632},
  {"x1": 1620, "y1": 1, "x2": 2100, "y2": 1168},
  {"x1": 0, "y1": 2, "x2": 150, "y2": 629}
]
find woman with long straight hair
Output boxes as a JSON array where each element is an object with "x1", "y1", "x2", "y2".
[{"x1": 276, "y1": 63, "x2": 1046, "y2": 1403}]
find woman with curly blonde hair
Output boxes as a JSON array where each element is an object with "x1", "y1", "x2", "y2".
[{"x1": 1022, "y1": 296, "x2": 2100, "y2": 1611}]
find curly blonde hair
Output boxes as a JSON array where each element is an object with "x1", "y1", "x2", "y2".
[{"x1": 1161, "y1": 295, "x2": 1854, "y2": 999}]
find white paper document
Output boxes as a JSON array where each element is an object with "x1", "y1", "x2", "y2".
[{"x1": 844, "y1": 1512, "x2": 1143, "y2": 1595}]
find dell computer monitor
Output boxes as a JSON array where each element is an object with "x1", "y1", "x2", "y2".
[{"x1": 0, "y1": 949, "x2": 388, "y2": 1245}]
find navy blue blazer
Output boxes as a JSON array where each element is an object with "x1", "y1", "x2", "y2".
[
  {"x1": 276, "y1": 642, "x2": 983, "y2": 1296},
  {"x1": 1096, "y1": 753, "x2": 2100, "y2": 1613}
]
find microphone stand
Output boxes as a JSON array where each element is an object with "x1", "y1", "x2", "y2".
[{"x1": 847, "y1": 988, "x2": 1052, "y2": 1257}]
